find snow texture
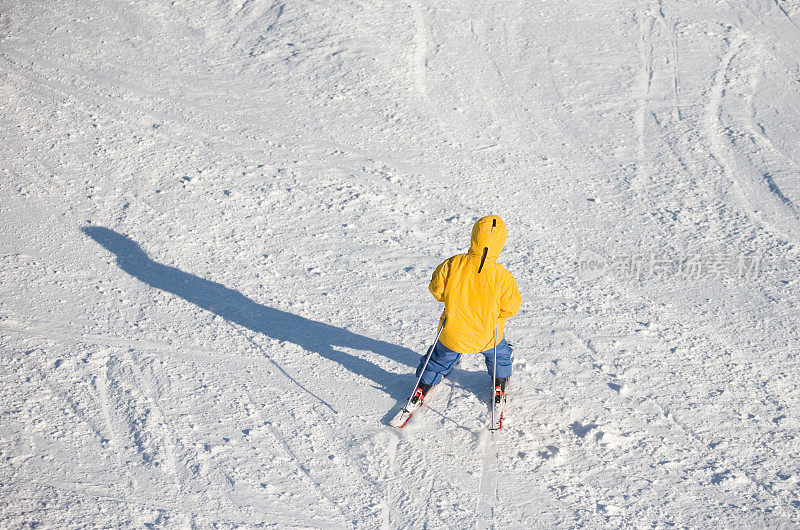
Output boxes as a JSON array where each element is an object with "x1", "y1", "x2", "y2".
[{"x1": 1, "y1": 0, "x2": 800, "y2": 527}]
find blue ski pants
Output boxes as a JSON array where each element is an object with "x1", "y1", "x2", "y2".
[{"x1": 415, "y1": 339, "x2": 513, "y2": 387}]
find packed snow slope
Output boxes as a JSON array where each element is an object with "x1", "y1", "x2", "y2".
[{"x1": 2, "y1": 0, "x2": 800, "y2": 527}]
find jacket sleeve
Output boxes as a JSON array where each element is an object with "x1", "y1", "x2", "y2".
[
  {"x1": 498, "y1": 273, "x2": 522, "y2": 318},
  {"x1": 429, "y1": 259, "x2": 450, "y2": 302}
]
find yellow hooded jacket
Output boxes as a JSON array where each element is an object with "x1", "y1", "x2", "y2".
[{"x1": 430, "y1": 216, "x2": 522, "y2": 353}]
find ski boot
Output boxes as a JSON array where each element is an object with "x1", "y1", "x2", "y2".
[
  {"x1": 494, "y1": 377, "x2": 508, "y2": 404},
  {"x1": 410, "y1": 382, "x2": 434, "y2": 405}
]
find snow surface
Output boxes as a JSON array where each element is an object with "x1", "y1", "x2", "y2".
[{"x1": 2, "y1": 0, "x2": 800, "y2": 527}]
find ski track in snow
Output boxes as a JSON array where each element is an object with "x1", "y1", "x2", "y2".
[
  {"x1": 2, "y1": 0, "x2": 800, "y2": 527},
  {"x1": 474, "y1": 431, "x2": 501, "y2": 530},
  {"x1": 410, "y1": 1, "x2": 428, "y2": 98}
]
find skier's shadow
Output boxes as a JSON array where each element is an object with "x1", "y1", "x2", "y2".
[{"x1": 82, "y1": 227, "x2": 419, "y2": 407}]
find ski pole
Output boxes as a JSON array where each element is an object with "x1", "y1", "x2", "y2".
[
  {"x1": 491, "y1": 323, "x2": 497, "y2": 428},
  {"x1": 405, "y1": 317, "x2": 447, "y2": 409}
]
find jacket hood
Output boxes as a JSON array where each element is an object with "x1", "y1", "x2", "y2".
[{"x1": 468, "y1": 215, "x2": 507, "y2": 262}]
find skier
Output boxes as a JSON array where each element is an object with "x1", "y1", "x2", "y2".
[{"x1": 410, "y1": 215, "x2": 522, "y2": 406}]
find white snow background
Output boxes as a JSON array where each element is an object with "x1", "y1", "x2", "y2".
[{"x1": 2, "y1": 0, "x2": 800, "y2": 527}]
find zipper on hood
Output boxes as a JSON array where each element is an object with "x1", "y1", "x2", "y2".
[{"x1": 478, "y1": 247, "x2": 488, "y2": 273}]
